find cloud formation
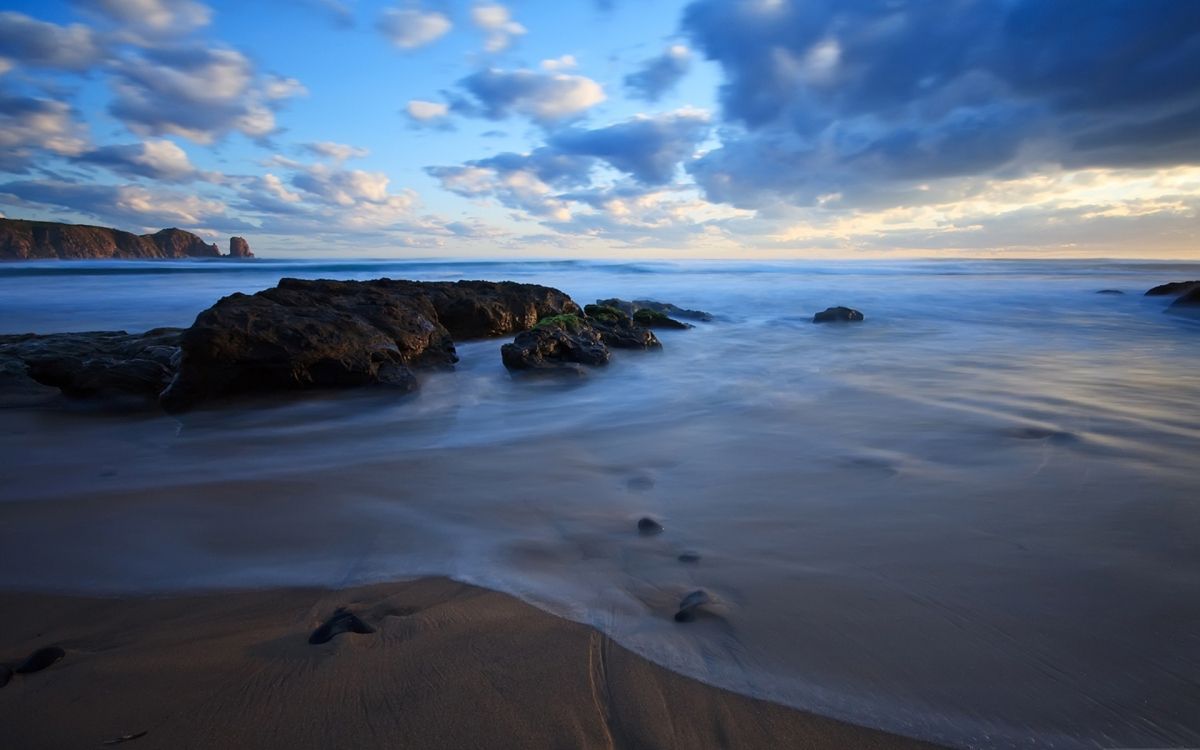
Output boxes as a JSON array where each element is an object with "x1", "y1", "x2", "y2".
[
  {"x1": 109, "y1": 46, "x2": 303, "y2": 144},
  {"x1": 0, "y1": 11, "x2": 103, "y2": 72},
  {"x1": 624, "y1": 44, "x2": 690, "y2": 102},
  {"x1": 682, "y1": 0, "x2": 1200, "y2": 210},
  {"x1": 75, "y1": 0, "x2": 212, "y2": 35},
  {"x1": 453, "y1": 67, "x2": 605, "y2": 125},
  {"x1": 377, "y1": 6, "x2": 451, "y2": 50},
  {"x1": 77, "y1": 139, "x2": 209, "y2": 182},
  {"x1": 471, "y1": 3, "x2": 526, "y2": 52}
]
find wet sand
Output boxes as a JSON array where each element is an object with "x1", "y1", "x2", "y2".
[{"x1": 0, "y1": 577, "x2": 937, "y2": 749}]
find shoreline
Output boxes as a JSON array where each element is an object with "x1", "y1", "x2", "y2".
[{"x1": 0, "y1": 576, "x2": 941, "y2": 749}]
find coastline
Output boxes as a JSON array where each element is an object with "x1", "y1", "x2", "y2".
[{"x1": 0, "y1": 577, "x2": 939, "y2": 749}]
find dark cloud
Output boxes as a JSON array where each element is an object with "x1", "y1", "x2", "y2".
[
  {"x1": 109, "y1": 46, "x2": 303, "y2": 144},
  {"x1": 0, "y1": 11, "x2": 103, "y2": 71},
  {"x1": 548, "y1": 110, "x2": 710, "y2": 184},
  {"x1": 682, "y1": 0, "x2": 1200, "y2": 209},
  {"x1": 624, "y1": 45, "x2": 690, "y2": 102}
]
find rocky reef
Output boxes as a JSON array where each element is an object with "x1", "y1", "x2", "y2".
[
  {"x1": 0, "y1": 218, "x2": 248, "y2": 260},
  {"x1": 1, "y1": 281, "x2": 711, "y2": 410}
]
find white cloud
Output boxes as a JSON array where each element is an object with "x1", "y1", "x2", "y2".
[
  {"x1": 471, "y1": 3, "x2": 526, "y2": 52},
  {"x1": 0, "y1": 96, "x2": 90, "y2": 167},
  {"x1": 378, "y1": 7, "x2": 452, "y2": 50},
  {"x1": 76, "y1": 0, "x2": 212, "y2": 34},
  {"x1": 302, "y1": 141, "x2": 369, "y2": 161},
  {"x1": 79, "y1": 139, "x2": 209, "y2": 182},
  {"x1": 458, "y1": 67, "x2": 606, "y2": 125},
  {"x1": 540, "y1": 55, "x2": 577, "y2": 72},
  {"x1": 405, "y1": 99, "x2": 449, "y2": 122}
]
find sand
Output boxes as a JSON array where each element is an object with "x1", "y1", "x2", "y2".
[{"x1": 0, "y1": 577, "x2": 938, "y2": 749}]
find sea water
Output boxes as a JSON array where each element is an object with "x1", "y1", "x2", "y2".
[{"x1": 1, "y1": 258, "x2": 1198, "y2": 749}]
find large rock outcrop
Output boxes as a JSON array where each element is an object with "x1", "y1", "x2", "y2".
[
  {"x1": 160, "y1": 279, "x2": 579, "y2": 411},
  {"x1": 0, "y1": 218, "x2": 254, "y2": 259},
  {"x1": 1145, "y1": 280, "x2": 1200, "y2": 297},
  {"x1": 1168, "y1": 287, "x2": 1200, "y2": 311},
  {"x1": 0, "y1": 329, "x2": 182, "y2": 406}
]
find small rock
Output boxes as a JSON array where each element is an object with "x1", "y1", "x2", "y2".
[
  {"x1": 637, "y1": 517, "x2": 664, "y2": 535},
  {"x1": 674, "y1": 589, "x2": 713, "y2": 622},
  {"x1": 1095, "y1": 289, "x2": 1124, "y2": 295},
  {"x1": 15, "y1": 646, "x2": 65, "y2": 674},
  {"x1": 813, "y1": 306, "x2": 864, "y2": 323},
  {"x1": 677, "y1": 551, "x2": 701, "y2": 564},
  {"x1": 308, "y1": 608, "x2": 375, "y2": 645}
]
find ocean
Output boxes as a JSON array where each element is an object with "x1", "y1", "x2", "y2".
[{"x1": 1, "y1": 258, "x2": 1198, "y2": 749}]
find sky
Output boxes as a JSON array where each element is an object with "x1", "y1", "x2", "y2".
[{"x1": 0, "y1": 0, "x2": 1198, "y2": 259}]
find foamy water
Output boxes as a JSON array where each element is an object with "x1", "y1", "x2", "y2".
[{"x1": 2, "y1": 259, "x2": 1199, "y2": 748}]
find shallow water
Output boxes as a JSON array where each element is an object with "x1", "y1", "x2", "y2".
[{"x1": 2, "y1": 259, "x2": 1199, "y2": 749}]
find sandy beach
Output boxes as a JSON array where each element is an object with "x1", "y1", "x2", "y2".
[{"x1": 0, "y1": 577, "x2": 937, "y2": 749}]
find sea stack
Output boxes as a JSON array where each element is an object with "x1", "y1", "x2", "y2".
[{"x1": 229, "y1": 236, "x2": 253, "y2": 258}]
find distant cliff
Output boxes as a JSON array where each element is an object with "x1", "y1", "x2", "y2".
[{"x1": 0, "y1": 219, "x2": 252, "y2": 260}]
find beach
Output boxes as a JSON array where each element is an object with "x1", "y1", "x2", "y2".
[
  {"x1": 2, "y1": 259, "x2": 1200, "y2": 748},
  {"x1": 0, "y1": 578, "x2": 937, "y2": 749}
]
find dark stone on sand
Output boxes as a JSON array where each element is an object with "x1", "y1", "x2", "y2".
[
  {"x1": 637, "y1": 517, "x2": 664, "y2": 535},
  {"x1": 102, "y1": 731, "x2": 148, "y2": 745},
  {"x1": 1095, "y1": 289, "x2": 1124, "y2": 295},
  {"x1": 1145, "y1": 280, "x2": 1200, "y2": 297},
  {"x1": 308, "y1": 608, "x2": 375, "y2": 644},
  {"x1": 813, "y1": 306, "x2": 864, "y2": 323},
  {"x1": 674, "y1": 589, "x2": 713, "y2": 622},
  {"x1": 633, "y1": 308, "x2": 691, "y2": 330},
  {"x1": 0, "y1": 329, "x2": 181, "y2": 403},
  {"x1": 0, "y1": 664, "x2": 11, "y2": 687},
  {"x1": 15, "y1": 646, "x2": 65, "y2": 674},
  {"x1": 596, "y1": 298, "x2": 713, "y2": 323},
  {"x1": 161, "y1": 279, "x2": 579, "y2": 411},
  {"x1": 677, "y1": 551, "x2": 701, "y2": 564},
  {"x1": 1168, "y1": 287, "x2": 1200, "y2": 310}
]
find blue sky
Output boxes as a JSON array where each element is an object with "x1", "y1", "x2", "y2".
[{"x1": 1, "y1": 0, "x2": 1198, "y2": 258}]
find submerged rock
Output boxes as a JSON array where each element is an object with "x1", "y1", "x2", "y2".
[
  {"x1": 1168, "y1": 287, "x2": 1200, "y2": 311},
  {"x1": 637, "y1": 517, "x2": 664, "y2": 535},
  {"x1": 501, "y1": 316, "x2": 610, "y2": 375},
  {"x1": 161, "y1": 279, "x2": 578, "y2": 411},
  {"x1": 0, "y1": 329, "x2": 182, "y2": 404},
  {"x1": 813, "y1": 306, "x2": 865, "y2": 323},
  {"x1": 674, "y1": 589, "x2": 713, "y2": 622},
  {"x1": 633, "y1": 308, "x2": 690, "y2": 330},
  {"x1": 596, "y1": 298, "x2": 713, "y2": 322},
  {"x1": 1095, "y1": 289, "x2": 1124, "y2": 295},
  {"x1": 1145, "y1": 280, "x2": 1200, "y2": 297}
]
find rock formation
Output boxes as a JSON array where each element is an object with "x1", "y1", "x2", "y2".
[
  {"x1": 160, "y1": 279, "x2": 580, "y2": 411},
  {"x1": 0, "y1": 218, "x2": 253, "y2": 260},
  {"x1": 1145, "y1": 280, "x2": 1200, "y2": 297},
  {"x1": 229, "y1": 236, "x2": 253, "y2": 258},
  {"x1": 813, "y1": 306, "x2": 865, "y2": 323}
]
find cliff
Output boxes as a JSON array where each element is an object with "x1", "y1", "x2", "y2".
[{"x1": 0, "y1": 218, "x2": 241, "y2": 260}]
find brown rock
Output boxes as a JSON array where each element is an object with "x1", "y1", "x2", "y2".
[
  {"x1": 0, "y1": 218, "x2": 221, "y2": 259},
  {"x1": 229, "y1": 236, "x2": 253, "y2": 258},
  {"x1": 160, "y1": 279, "x2": 579, "y2": 411}
]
